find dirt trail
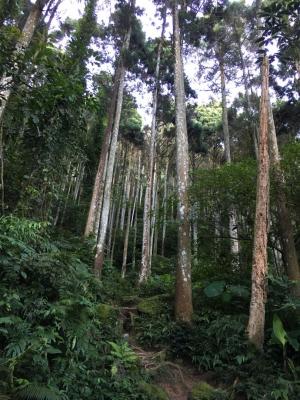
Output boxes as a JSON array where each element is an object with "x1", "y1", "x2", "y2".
[
  {"x1": 119, "y1": 306, "x2": 218, "y2": 400},
  {"x1": 130, "y1": 341, "x2": 216, "y2": 400}
]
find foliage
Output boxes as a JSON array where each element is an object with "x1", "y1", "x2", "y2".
[{"x1": 0, "y1": 216, "x2": 151, "y2": 400}]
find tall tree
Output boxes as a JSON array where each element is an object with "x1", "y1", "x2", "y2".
[
  {"x1": 173, "y1": 0, "x2": 193, "y2": 322},
  {"x1": 139, "y1": 5, "x2": 166, "y2": 284},
  {"x1": 247, "y1": 55, "x2": 270, "y2": 350},
  {"x1": 269, "y1": 104, "x2": 300, "y2": 297},
  {"x1": 94, "y1": 0, "x2": 136, "y2": 277}
]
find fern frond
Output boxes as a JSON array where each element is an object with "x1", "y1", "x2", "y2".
[
  {"x1": 14, "y1": 384, "x2": 60, "y2": 400},
  {"x1": 0, "y1": 394, "x2": 11, "y2": 400}
]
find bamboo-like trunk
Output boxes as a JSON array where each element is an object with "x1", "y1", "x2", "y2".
[
  {"x1": 149, "y1": 165, "x2": 157, "y2": 267},
  {"x1": 161, "y1": 161, "x2": 168, "y2": 256},
  {"x1": 234, "y1": 24, "x2": 259, "y2": 158},
  {"x1": 120, "y1": 159, "x2": 131, "y2": 231},
  {"x1": 132, "y1": 152, "x2": 141, "y2": 270},
  {"x1": 268, "y1": 101, "x2": 300, "y2": 297},
  {"x1": 121, "y1": 183, "x2": 132, "y2": 278},
  {"x1": 220, "y1": 60, "x2": 231, "y2": 164},
  {"x1": 110, "y1": 192, "x2": 122, "y2": 263},
  {"x1": 84, "y1": 65, "x2": 122, "y2": 237},
  {"x1": 220, "y1": 57, "x2": 240, "y2": 259},
  {"x1": 139, "y1": 7, "x2": 166, "y2": 284},
  {"x1": 173, "y1": 0, "x2": 193, "y2": 322},
  {"x1": 94, "y1": 4, "x2": 134, "y2": 276},
  {"x1": 247, "y1": 55, "x2": 270, "y2": 350}
]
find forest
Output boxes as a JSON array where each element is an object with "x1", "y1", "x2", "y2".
[{"x1": 0, "y1": 0, "x2": 300, "y2": 399}]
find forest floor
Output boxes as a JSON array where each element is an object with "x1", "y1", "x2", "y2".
[
  {"x1": 130, "y1": 336, "x2": 220, "y2": 400},
  {"x1": 119, "y1": 305, "x2": 221, "y2": 400}
]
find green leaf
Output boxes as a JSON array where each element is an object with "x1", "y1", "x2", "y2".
[
  {"x1": 0, "y1": 316, "x2": 18, "y2": 325},
  {"x1": 221, "y1": 292, "x2": 232, "y2": 303},
  {"x1": 111, "y1": 364, "x2": 118, "y2": 377},
  {"x1": 204, "y1": 281, "x2": 225, "y2": 297},
  {"x1": 14, "y1": 383, "x2": 60, "y2": 400},
  {"x1": 287, "y1": 336, "x2": 299, "y2": 351},
  {"x1": 273, "y1": 314, "x2": 287, "y2": 348},
  {"x1": 46, "y1": 346, "x2": 62, "y2": 355},
  {"x1": 228, "y1": 285, "x2": 250, "y2": 298}
]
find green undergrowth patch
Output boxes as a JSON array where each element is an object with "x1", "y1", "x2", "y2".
[
  {"x1": 0, "y1": 216, "x2": 156, "y2": 400},
  {"x1": 133, "y1": 271, "x2": 300, "y2": 399}
]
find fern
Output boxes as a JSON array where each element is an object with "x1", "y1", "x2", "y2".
[{"x1": 14, "y1": 384, "x2": 61, "y2": 400}]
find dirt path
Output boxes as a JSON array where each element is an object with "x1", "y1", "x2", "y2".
[
  {"x1": 130, "y1": 342, "x2": 216, "y2": 400},
  {"x1": 119, "y1": 306, "x2": 219, "y2": 400}
]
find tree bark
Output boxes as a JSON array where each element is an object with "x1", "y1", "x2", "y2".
[
  {"x1": 121, "y1": 181, "x2": 132, "y2": 278},
  {"x1": 139, "y1": 7, "x2": 166, "y2": 284},
  {"x1": 268, "y1": 101, "x2": 300, "y2": 297},
  {"x1": 94, "y1": 3, "x2": 134, "y2": 276},
  {"x1": 219, "y1": 57, "x2": 240, "y2": 259},
  {"x1": 173, "y1": 0, "x2": 193, "y2": 322},
  {"x1": 233, "y1": 23, "x2": 259, "y2": 158},
  {"x1": 84, "y1": 65, "x2": 122, "y2": 237},
  {"x1": 247, "y1": 55, "x2": 270, "y2": 350},
  {"x1": 161, "y1": 161, "x2": 169, "y2": 256},
  {"x1": 220, "y1": 59, "x2": 231, "y2": 164}
]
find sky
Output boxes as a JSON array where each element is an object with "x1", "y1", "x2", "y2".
[{"x1": 51, "y1": 0, "x2": 256, "y2": 125}]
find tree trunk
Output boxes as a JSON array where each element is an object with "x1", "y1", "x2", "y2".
[
  {"x1": 233, "y1": 24, "x2": 259, "y2": 158},
  {"x1": 139, "y1": 8, "x2": 166, "y2": 284},
  {"x1": 120, "y1": 159, "x2": 131, "y2": 231},
  {"x1": 149, "y1": 165, "x2": 157, "y2": 266},
  {"x1": 121, "y1": 182, "x2": 132, "y2": 278},
  {"x1": 247, "y1": 55, "x2": 270, "y2": 350},
  {"x1": 173, "y1": 0, "x2": 193, "y2": 323},
  {"x1": 220, "y1": 57, "x2": 240, "y2": 259},
  {"x1": 220, "y1": 59, "x2": 231, "y2": 164},
  {"x1": 161, "y1": 161, "x2": 168, "y2": 256},
  {"x1": 94, "y1": 5, "x2": 134, "y2": 276},
  {"x1": 84, "y1": 65, "x2": 122, "y2": 237},
  {"x1": 268, "y1": 101, "x2": 300, "y2": 297},
  {"x1": 132, "y1": 151, "x2": 141, "y2": 270},
  {"x1": 0, "y1": 0, "x2": 49, "y2": 123},
  {"x1": 107, "y1": 201, "x2": 116, "y2": 259}
]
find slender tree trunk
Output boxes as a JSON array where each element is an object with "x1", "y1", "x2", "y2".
[
  {"x1": 61, "y1": 174, "x2": 73, "y2": 225},
  {"x1": 220, "y1": 57, "x2": 240, "y2": 259},
  {"x1": 94, "y1": 4, "x2": 134, "y2": 276},
  {"x1": 84, "y1": 65, "x2": 122, "y2": 237},
  {"x1": 233, "y1": 25, "x2": 259, "y2": 158},
  {"x1": 120, "y1": 160, "x2": 131, "y2": 231},
  {"x1": 268, "y1": 102, "x2": 300, "y2": 297},
  {"x1": 111, "y1": 193, "x2": 122, "y2": 263},
  {"x1": 107, "y1": 201, "x2": 116, "y2": 258},
  {"x1": 161, "y1": 161, "x2": 168, "y2": 256},
  {"x1": 132, "y1": 152, "x2": 141, "y2": 270},
  {"x1": 121, "y1": 183, "x2": 132, "y2": 278},
  {"x1": 247, "y1": 56, "x2": 270, "y2": 350},
  {"x1": 131, "y1": 151, "x2": 141, "y2": 226},
  {"x1": 173, "y1": 0, "x2": 193, "y2": 322},
  {"x1": 149, "y1": 165, "x2": 157, "y2": 266},
  {"x1": 0, "y1": 0, "x2": 49, "y2": 123},
  {"x1": 139, "y1": 8, "x2": 166, "y2": 284},
  {"x1": 220, "y1": 60, "x2": 231, "y2": 164}
]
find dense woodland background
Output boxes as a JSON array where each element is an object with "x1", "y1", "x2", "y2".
[{"x1": 0, "y1": 0, "x2": 300, "y2": 399}]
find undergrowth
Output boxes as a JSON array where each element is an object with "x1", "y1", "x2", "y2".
[
  {"x1": 1, "y1": 216, "x2": 300, "y2": 400},
  {"x1": 0, "y1": 216, "x2": 152, "y2": 400}
]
